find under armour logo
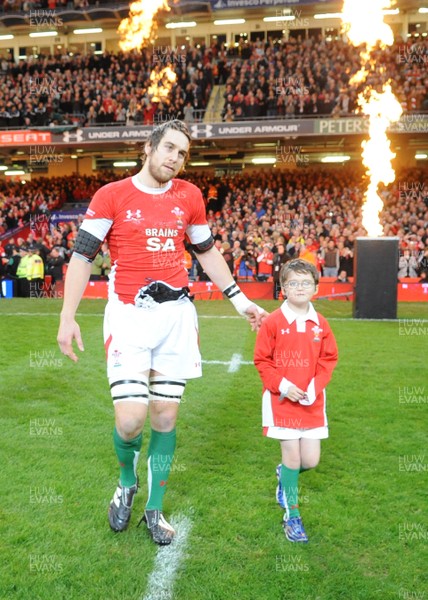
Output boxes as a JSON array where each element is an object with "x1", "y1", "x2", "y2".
[
  {"x1": 190, "y1": 124, "x2": 214, "y2": 139},
  {"x1": 125, "y1": 209, "x2": 142, "y2": 220},
  {"x1": 62, "y1": 128, "x2": 83, "y2": 143},
  {"x1": 281, "y1": 328, "x2": 290, "y2": 335}
]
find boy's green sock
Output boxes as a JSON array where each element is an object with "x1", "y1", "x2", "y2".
[
  {"x1": 146, "y1": 428, "x2": 176, "y2": 511},
  {"x1": 280, "y1": 464, "x2": 300, "y2": 518},
  {"x1": 113, "y1": 427, "x2": 142, "y2": 487}
]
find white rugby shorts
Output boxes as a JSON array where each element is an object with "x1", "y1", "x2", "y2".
[
  {"x1": 103, "y1": 298, "x2": 202, "y2": 385},
  {"x1": 262, "y1": 389, "x2": 328, "y2": 440},
  {"x1": 264, "y1": 426, "x2": 329, "y2": 440}
]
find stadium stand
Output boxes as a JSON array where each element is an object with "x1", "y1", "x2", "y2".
[
  {"x1": 1, "y1": 168, "x2": 427, "y2": 281},
  {"x1": 221, "y1": 38, "x2": 428, "y2": 121},
  {"x1": 0, "y1": 37, "x2": 426, "y2": 128},
  {"x1": 0, "y1": 10, "x2": 426, "y2": 290},
  {"x1": 0, "y1": 47, "x2": 213, "y2": 128}
]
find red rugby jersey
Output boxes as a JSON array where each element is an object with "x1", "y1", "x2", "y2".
[
  {"x1": 254, "y1": 302, "x2": 338, "y2": 430},
  {"x1": 80, "y1": 175, "x2": 210, "y2": 303}
]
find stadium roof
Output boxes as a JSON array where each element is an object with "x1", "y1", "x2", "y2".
[{"x1": 0, "y1": 0, "x2": 424, "y2": 31}]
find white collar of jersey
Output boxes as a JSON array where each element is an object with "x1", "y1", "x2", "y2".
[
  {"x1": 132, "y1": 175, "x2": 173, "y2": 195},
  {"x1": 280, "y1": 300, "x2": 319, "y2": 325}
]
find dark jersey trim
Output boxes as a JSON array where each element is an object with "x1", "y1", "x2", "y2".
[
  {"x1": 190, "y1": 235, "x2": 215, "y2": 254},
  {"x1": 73, "y1": 229, "x2": 103, "y2": 262}
]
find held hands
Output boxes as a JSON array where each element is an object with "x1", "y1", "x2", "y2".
[
  {"x1": 245, "y1": 303, "x2": 269, "y2": 332},
  {"x1": 224, "y1": 284, "x2": 267, "y2": 330},
  {"x1": 57, "y1": 317, "x2": 84, "y2": 362},
  {"x1": 284, "y1": 385, "x2": 307, "y2": 403}
]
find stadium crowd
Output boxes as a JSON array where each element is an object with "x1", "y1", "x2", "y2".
[
  {"x1": 221, "y1": 37, "x2": 428, "y2": 120},
  {"x1": 1, "y1": 1, "x2": 97, "y2": 11},
  {"x1": 0, "y1": 47, "x2": 213, "y2": 128},
  {"x1": 0, "y1": 173, "x2": 115, "y2": 233},
  {"x1": 1, "y1": 167, "x2": 427, "y2": 296},
  {"x1": 0, "y1": 36, "x2": 426, "y2": 128}
]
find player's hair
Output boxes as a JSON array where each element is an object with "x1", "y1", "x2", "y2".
[
  {"x1": 140, "y1": 119, "x2": 192, "y2": 167},
  {"x1": 279, "y1": 258, "x2": 319, "y2": 287}
]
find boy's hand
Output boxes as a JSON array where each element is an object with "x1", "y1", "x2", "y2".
[{"x1": 285, "y1": 385, "x2": 307, "y2": 403}]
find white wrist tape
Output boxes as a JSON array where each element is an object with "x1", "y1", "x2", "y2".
[{"x1": 222, "y1": 282, "x2": 253, "y2": 316}]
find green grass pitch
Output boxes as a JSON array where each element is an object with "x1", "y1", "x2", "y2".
[{"x1": 0, "y1": 298, "x2": 427, "y2": 600}]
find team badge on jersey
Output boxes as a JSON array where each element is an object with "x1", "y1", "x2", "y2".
[
  {"x1": 171, "y1": 207, "x2": 185, "y2": 229},
  {"x1": 311, "y1": 325, "x2": 323, "y2": 342}
]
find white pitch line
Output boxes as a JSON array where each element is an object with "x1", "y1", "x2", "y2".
[
  {"x1": 141, "y1": 514, "x2": 192, "y2": 600},
  {"x1": 1, "y1": 313, "x2": 428, "y2": 324},
  {"x1": 0, "y1": 312, "x2": 106, "y2": 317},
  {"x1": 228, "y1": 353, "x2": 243, "y2": 373},
  {"x1": 203, "y1": 359, "x2": 252, "y2": 367}
]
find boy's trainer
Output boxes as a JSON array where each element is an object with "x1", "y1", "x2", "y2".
[{"x1": 283, "y1": 516, "x2": 309, "y2": 543}]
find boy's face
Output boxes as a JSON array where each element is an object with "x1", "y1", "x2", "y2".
[{"x1": 281, "y1": 271, "x2": 318, "y2": 306}]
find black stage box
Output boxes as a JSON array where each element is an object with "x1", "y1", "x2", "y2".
[{"x1": 353, "y1": 237, "x2": 399, "y2": 319}]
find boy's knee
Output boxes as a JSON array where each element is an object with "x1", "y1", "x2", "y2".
[
  {"x1": 283, "y1": 455, "x2": 301, "y2": 470},
  {"x1": 301, "y1": 457, "x2": 319, "y2": 470}
]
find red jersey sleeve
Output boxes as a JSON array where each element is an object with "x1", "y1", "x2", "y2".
[
  {"x1": 306, "y1": 317, "x2": 338, "y2": 403},
  {"x1": 254, "y1": 315, "x2": 284, "y2": 394},
  {"x1": 85, "y1": 183, "x2": 116, "y2": 221}
]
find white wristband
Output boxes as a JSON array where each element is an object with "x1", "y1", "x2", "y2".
[
  {"x1": 222, "y1": 282, "x2": 253, "y2": 316},
  {"x1": 229, "y1": 291, "x2": 254, "y2": 316}
]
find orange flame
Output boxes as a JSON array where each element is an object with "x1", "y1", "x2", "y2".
[
  {"x1": 341, "y1": 0, "x2": 401, "y2": 236},
  {"x1": 148, "y1": 66, "x2": 177, "y2": 102},
  {"x1": 359, "y1": 85, "x2": 403, "y2": 236},
  {"x1": 118, "y1": 0, "x2": 170, "y2": 51},
  {"x1": 119, "y1": 2, "x2": 178, "y2": 105},
  {"x1": 342, "y1": 0, "x2": 394, "y2": 54}
]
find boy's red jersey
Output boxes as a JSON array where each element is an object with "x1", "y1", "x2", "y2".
[{"x1": 254, "y1": 302, "x2": 338, "y2": 430}]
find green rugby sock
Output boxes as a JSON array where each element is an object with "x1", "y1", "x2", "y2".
[
  {"x1": 280, "y1": 464, "x2": 300, "y2": 518},
  {"x1": 113, "y1": 427, "x2": 142, "y2": 487},
  {"x1": 146, "y1": 428, "x2": 176, "y2": 511}
]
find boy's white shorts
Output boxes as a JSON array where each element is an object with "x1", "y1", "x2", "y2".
[
  {"x1": 264, "y1": 426, "x2": 329, "y2": 440},
  {"x1": 103, "y1": 298, "x2": 202, "y2": 389}
]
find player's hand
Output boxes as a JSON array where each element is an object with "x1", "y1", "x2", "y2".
[
  {"x1": 245, "y1": 303, "x2": 269, "y2": 332},
  {"x1": 57, "y1": 317, "x2": 84, "y2": 362},
  {"x1": 286, "y1": 385, "x2": 306, "y2": 403}
]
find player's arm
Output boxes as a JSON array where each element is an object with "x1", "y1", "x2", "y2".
[
  {"x1": 193, "y1": 244, "x2": 268, "y2": 330},
  {"x1": 58, "y1": 255, "x2": 93, "y2": 361},
  {"x1": 58, "y1": 223, "x2": 108, "y2": 362}
]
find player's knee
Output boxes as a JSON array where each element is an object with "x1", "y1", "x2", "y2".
[
  {"x1": 116, "y1": 414, "x2": 144, "y2": 440},
  {"x1": 150, "y1": 408, "x2": 177, "y2": 432}
]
